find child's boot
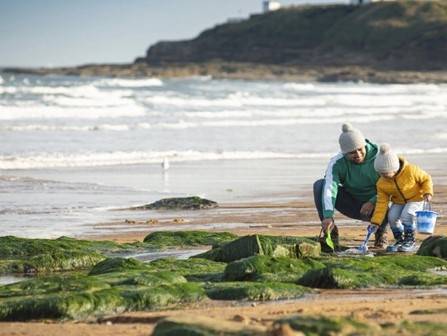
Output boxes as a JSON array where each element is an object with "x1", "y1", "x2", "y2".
[
  {"x1": 398, "y1": 229, "x2": 416, "y2": 252},
  {"x1": 385, "y1": 231, "x2": 404, "y2": 253}
]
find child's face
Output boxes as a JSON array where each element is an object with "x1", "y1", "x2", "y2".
[{"x1": 380, "y1": 171, "x2": 397, "y2": 179}]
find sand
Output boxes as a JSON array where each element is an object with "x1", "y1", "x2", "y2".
[{"x1": 1, "y1": 174, "x2": 446, "y2": 335}]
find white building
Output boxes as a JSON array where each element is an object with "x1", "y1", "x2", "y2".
[{"x1": 263, "y1": 1, "x2": 281, "y2": 13}]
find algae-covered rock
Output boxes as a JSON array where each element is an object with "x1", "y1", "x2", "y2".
[
  {"x1": 0, "y1": 236, "x2": 121, "y2": 258},
  {"x1": 130, "y1": 196, "x2": 218, "y2": 210},
  {"x1": 0, "y1": 236, "x2": 136, "y2": 274},
  {"x1": 298, "y1": 255, "x2": 447, "y2": 289},
  {"x1": 0, "y1": 251, "x2": 105, "y2": 274},
  {"x1": 195, "y1": 235, "x2": 320, "y2": 262},
  {"x1": 274, "y1": 315, "x2": 377, "y2": 336},
  {"x1": 148, "y1": 257, "x2": 226, "y2": 282},
  {"x1": 152, "y1": 315, "x2": 266, "y2": 336},
  {"x1": 89, "y1": 257, "x2": 147, "y2": 275},
  {"x1": 120, "y1": 282, "x2": 205, "y2": 311},
  {"x1": 224, "y1": 254, "x2": 447, "y2": 288},
  {"x1": 0, "y1": 270, "x2": 204, "y2": 321},
  {"x1": 205, "y1": 281, "x2": 309, "y2": 301},
  {"x1": 417, "y1": 235, "x2": 447, "y2": 259},
  {"x1": 224, "y1": 255, "x2": 325, "y2": 282},
  {"x1": 143, "y1": 231, "x2": 237, "y2": 248}
]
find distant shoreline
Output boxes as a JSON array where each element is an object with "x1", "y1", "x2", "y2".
[{"x1": 3, "y1": 62, "x2": 447, "y2": 84}]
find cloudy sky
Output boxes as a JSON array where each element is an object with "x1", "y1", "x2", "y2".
[{"x1": 0, "y1": 0, "x2": 349, "y2": 67}]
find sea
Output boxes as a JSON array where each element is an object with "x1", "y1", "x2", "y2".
[{"x1": 1, "y1": 73, "x2": 446, "y2": 238}]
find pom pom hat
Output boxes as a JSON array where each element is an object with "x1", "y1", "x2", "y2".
[
  {"x1": 338, "y1": 123, "x2": 366, "y2": 153},
  {"x1": 374, "y1": 143, "x2": 400, "y2": 173}
]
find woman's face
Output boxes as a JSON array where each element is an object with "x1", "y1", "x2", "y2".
[{"x1": 345, "y1": 147, "x2": 366, "y2": 164}]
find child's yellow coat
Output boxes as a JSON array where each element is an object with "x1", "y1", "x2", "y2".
[{"x1": 371, "y1": 158, "x2": 433, "y2": 225}]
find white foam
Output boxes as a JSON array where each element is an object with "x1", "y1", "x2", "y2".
[
  {"x1": 2, "y1": 147, "x2": 446, "y2": 170},
  {"x1": 94, "y1": 77, "x2": 163, "y2": 87},
  {"x1": 0, "y1": 84, "x2": 133, "y2": 99},
  {"x1": 0, "y1": 104, "x2": 145, "y2": 120},
  {"x1": 0, "y1": 150, "x2": 329, "y2": 169},
  {"x1": 42, "y1": 94, "x2": 133, "y2": 107},
  {"x1": 284, "y1": 82, "x2": 443, "y2": 95}
]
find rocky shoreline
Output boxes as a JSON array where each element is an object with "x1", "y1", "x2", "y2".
[{"x1": 4, "y1": 62, "x2": 447, "y2": 84}]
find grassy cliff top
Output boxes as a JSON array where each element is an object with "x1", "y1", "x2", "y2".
[{"x1": 140, "y1": 0, "x2": 447, "y2": 70}]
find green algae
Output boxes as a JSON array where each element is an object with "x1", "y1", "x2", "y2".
[
  {"x1": 0, "y1": 232, "x2": 237, "y2": 275},
  {"x1": 274, "y1": 315, "x2": 377, "y2": 336},
  {"x1": 143, "y1": 231, "x2": 237, "y2": 249},
  {"x1": 298, "y1": 255, "x2": 447, "y2": 289},
  {"x1": 205, "y1": 281, "x2": 309, "y2": 301},
  {"x1": 386, "y1": 320, "x2": 447, "y2": 336},
  {"x1": 151, "y1": 314, "x2": 447, "y2": 336},
  {"x1": 195, "y1": 234, "x2": 320, "y2": 262},
  {"x1": 147, "y1": 257, "x2": 226, "y2": 282},
  {"x1": 88, "y1": 257, "x2": 148, "y2": 275},
  {"x1": 417, "y1": 235, "x2": 447, "y2": 259},
  {"x1": 0, "y1": 236, "x2": 130, "y2": 275},
  {"x1": 224, "y1": 254, "x2": 447, "y2": 289},
  {"x1": 0, "y1": 236, "x2": 122, "y2": 258},
  {"x1": 0, "y1": 251, "x2": 105, "y2": 274},
  {"x1": 152, "y1": 315, "x2": 266, "y2": 336},
  {"x1": 224, "y1": 255, "x2": 325, "y2": 282},
  {"x1": 0, "y1": 268, "x2": 204, "y2": 321}
]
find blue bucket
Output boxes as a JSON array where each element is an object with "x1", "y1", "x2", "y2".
[{"x1": 415, "y1": 210, "x2": 438, "y2": 234}]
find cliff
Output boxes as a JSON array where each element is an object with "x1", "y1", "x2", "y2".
[{"x1": 138, "y1": 0, "x2": 447, "y2": 71}]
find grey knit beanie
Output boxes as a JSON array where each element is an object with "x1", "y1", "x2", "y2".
[
  {"x1": 374, "y1": 143, "x2": 400, "y2": 174},
  {"x1": 338, "y1": 123, "x2": 366, "y2": 153}
]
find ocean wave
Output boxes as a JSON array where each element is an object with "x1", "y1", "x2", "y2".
[
  {"x1": 41, "y1": 94, "x2": 134, "y2": 107},
  {"x1": 0, "y1": 150, "x2": 329, "y2": 169},
  {"x1": 0, "y1": 84, "x2": 133, "y2": 99},
  {"x1": 181, "y1": 105, "x2": 444, "y2": 119},
  {"x1": 93, "y1": 77, "x2": 163, "y2": 87},
  {"x1": 283, "y1": 82, "x2": 444, "y2": 95},
  {"x1": 2, "y1": 147, "x2": 446, "y2": 170},
  {"x1": 0, "y1": 104, "x2": 146, "y2": 120}
]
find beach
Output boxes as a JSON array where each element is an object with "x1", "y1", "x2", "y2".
[
  {"x1": 1, "y1": 153, "x2": 446, "y2": 335},
  {"x1": 1, "y1": 74, "x2": 447, "y2": 334}
]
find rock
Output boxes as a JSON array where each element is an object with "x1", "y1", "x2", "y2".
[
  {"x1": 129, "y1": 196, "x2": 218, "y2": 210},
  {"x1": 151, "y1": 315, "x2": 266, "y2": 336},
  {"x1": 194, "y1": 235, "x2": 320, "y2": 262},
  {"x1": 273, "y1": 315, "x2": 377, "y2": 336},
  {"x1": 204, "y1": 282, "x2": 309, "y2": 301},
  {"x1": 143, "y1": 231, "x2": 237, "y2": 248},
  {"x1": 417, "y1": 235, "x2": 447, "y2": 259}
]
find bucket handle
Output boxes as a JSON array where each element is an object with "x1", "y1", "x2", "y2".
[{"x1": 423, "y1": 200, "x2": 432, "y2": 211}]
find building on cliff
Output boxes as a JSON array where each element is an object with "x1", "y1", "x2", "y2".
[{"x1": 263, "y1": 1, "x2": 281, "y2": 13}]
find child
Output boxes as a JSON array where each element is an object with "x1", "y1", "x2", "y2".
[{"x1": 370, "y1": 144, "x2": 433, "y2": 252}]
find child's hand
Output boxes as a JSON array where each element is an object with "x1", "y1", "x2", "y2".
[
  {"x1": 367, "y1": 224, "x2": 378, "y2": 234},
  {"x1": 423, "y1": 194, "x2": 432, "y2": 202}
]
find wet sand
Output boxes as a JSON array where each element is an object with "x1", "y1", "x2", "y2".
[{"x1": 1, "y1": 163, "x2": 446, "y2": 335}]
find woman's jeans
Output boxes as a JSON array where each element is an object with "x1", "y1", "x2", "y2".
[{"x1": 313, "y1": 179, "x2": 388, "y2": 231}]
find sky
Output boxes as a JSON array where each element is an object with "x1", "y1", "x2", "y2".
[{"x1": 0, "y1": 0, "x2": 348, "y2": 67}]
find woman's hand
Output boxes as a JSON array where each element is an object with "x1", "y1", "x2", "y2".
[
  {"x1": 321, "y1": 218, "x2": 334, "y2": 232},
  {"x1": 360, "y1": 201, "x2": 375, "y2": 217}
]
